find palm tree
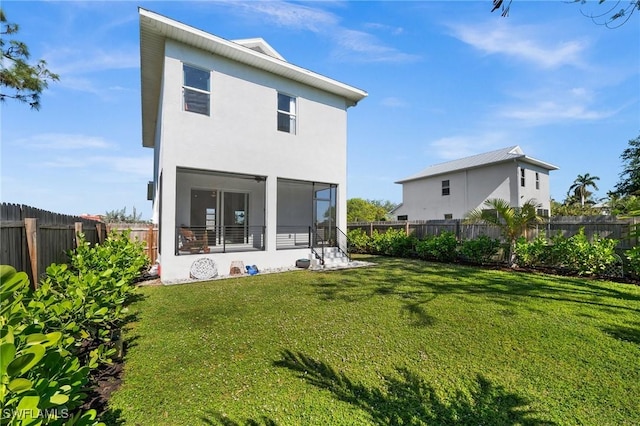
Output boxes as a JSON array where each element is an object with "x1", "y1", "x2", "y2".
[
  {"x1": 569, "y1": 173, "x2": 600, "y2": 207},
  {"x1": 464, "y1": 198, "x2": 545, "y2": 267}
]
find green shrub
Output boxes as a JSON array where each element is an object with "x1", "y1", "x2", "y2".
[
  {"x1": 347, "y1": 229, "x2": 370, "y2": 254},
  {"x1": 623, "y1": 246, "x2": 640, "y2": 279},
  {"x1": 548, "y1": 229, "x2": 619, "y2": 276},
  {"x1": 514, "y1": 234, "x2": 550, "y2": 268},
  {"x1": 0, "y1": 231, "x2": 147, "y2": 425},
  {"x1": 415, "y1": 232, "x2": 459, "y2": 262},
  {"x1": 1, "y1": 266, "x2": 102, "y2": 426},
  {"x1": 459, "y1": 235, "x2": 501, "y2": 264},
  {"x1": 72, "y1": 230, "x2": 149, "y2": 284},
  {"x1": 369, "y1": 229, "x2": 416, "y2": 257}
]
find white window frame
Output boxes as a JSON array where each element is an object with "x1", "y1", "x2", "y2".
[
  {"x1": 520, "y1": 168, "x2": 526, "y2": 187},
  {"x1": 535, "y1": 172, "x2": 540, "y2": 190},
  {"x1": 183, "y1": 64, "x2": 210, "y2": 116},
  {"x1": 277, "y1": 92, "x2": 297, "y2": 134},
  {"x1": 441, "y1": 180, "x2": 450, "y2": 196}
]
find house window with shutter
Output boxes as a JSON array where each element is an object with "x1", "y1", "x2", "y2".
[
  {"x1": 442, "y1": 180, "x2": 450, "y2": 196},
  {"x1": 183, "y1": 64, "x2": 210, "y2": 116},
  {"x1": 520, "y1": 168, "x2": 526, "y2": 187}
]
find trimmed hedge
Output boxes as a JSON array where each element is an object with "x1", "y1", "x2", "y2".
[
  {"x1": 1, "y1": 231, "x2": 148, "y2": 425},
  {"x1": 348, "y1": 227, "x2": 638, "y2": 279}
]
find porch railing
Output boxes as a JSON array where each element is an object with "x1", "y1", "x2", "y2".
[
  {"x1": 176, "y1": 225, "x2": 264, "y2": 255},
  {"x1": 276, "y1": 226, "x2": 312, "y2": 250},
  {"x1": 310, "y1": 226, "x2": 350, "y2": 265}
]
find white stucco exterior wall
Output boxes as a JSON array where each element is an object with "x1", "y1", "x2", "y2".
[
  {"x1": 394, "y1": 161, "x2": 552, "y2": 221},
  {"x1": 153, "y1": 40, "x2": 354, "y2": 283}
]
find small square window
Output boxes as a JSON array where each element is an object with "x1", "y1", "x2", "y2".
[
  {"x1": 444, "y1": 214, "x2": 453, "y2": 220},
  {"x1": 442, "y1": 180, "x2": 450, "y2": 196}
]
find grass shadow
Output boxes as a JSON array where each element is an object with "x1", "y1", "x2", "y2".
[
  {"x1": 101, "y1": 408, "x2": 124, "y2": 426},
  {"x1": 274, "y1": 349, "x2": 556, "y2": 425},
  {"x1": 317, "y1": 256, "x2": 640, "y2": 319},
  {"x1": 201, "y1": 412, "x2": 277, "y2": 425},
  {"x1": 603, "y1": 322, "x2": 640, "y2": 345}
]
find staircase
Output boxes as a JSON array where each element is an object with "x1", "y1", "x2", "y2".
[{"x1": 311, "y1": 246, "x2": 350, "y2": 269}]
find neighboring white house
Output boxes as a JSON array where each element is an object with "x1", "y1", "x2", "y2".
[
  {"x1": 393, "y1": 146, "x2": 559, "y2": 221},
  {"x1": 139, "y1": 9, "x2": 367, "y2": 283}
]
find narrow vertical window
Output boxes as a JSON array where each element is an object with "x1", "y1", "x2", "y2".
[
  {"x1": 535, "y1": 172, "x2": 540, "y2": 190},
  {"x1": 277, "y1": 93, "x2": 296, "y2": 134},
  {"x1": 520, "y1": 168, "x2": 526, "y2": 187},
  {"x1": 441, "y1": 180, "x2": 450, "y2": 196},
  {"x1": 183, "y1": 64, "x2": 210, "y2": 115}
]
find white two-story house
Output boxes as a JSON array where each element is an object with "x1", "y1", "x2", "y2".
[
  {"x1": 393, "y1": 146, "x2": 558, "y2": 221},
  {"x1": 140, "y1": 9, "x2": 367, "y2": 283}
]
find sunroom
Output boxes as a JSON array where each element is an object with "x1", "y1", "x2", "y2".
[
  {"x1": 175, "y1": 168, "x2": 339, "y2": 256},
  {"x1": 175, "y1": 168, "x2": 266, "y2": 255}
]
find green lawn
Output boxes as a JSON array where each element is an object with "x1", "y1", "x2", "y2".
[{"x1": 107, "y1": 256, "x2": 640, "y2": 425}]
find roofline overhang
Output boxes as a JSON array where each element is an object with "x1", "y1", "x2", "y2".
[
  {"x1": 139, "y1": 8, "x2": 367, "y2": 148},
  {"x1": 395, "y1": 156, "x2": 559, "y2": 184}
]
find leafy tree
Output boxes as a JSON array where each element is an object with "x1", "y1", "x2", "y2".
[
  {"x1": 611, "y1": 133, "x2": 640, "y2": 197},
  {"x1": 464, "y1": 198, "x2": 545, "y2": 267},
  {"x1": 491, "y1": 0, "x2": 639, "y2": 28},
  {"x1": 606, "y1": 194, "x2": 640, "y2": 216},
  {"x1": 568, "y1": 173, "x2": 600, "y2": 207},
  {"x1": 0, "y1": 8, "x2": 59, "y2": 109},
  {"x1": 369, "y1": 199, "x2": 399, "y2": 215},
  {"x1": 551, "y1": 199, "x2": 602, "y2": 217},
  {"x1": 347, "y1": 198, "x2": 395, "y2": 222},
  {"x1": 104, "y1": 206, "x2": 146, "y2": 223}
]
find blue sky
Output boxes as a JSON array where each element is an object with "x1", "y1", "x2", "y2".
[{"x1": 1, "y1": 1, "x2": 638, "y2": 220}]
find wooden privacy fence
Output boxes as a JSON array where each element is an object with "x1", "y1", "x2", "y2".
[
  {"x1": 0, "y1": 203, "x2": 158, "y2": 286},
  {"x1": 105, "y1": 222, "x2": 158, "y2": 265},
  {"x1": 348, "y1": 216, "x2": 639, "y2": 250}
]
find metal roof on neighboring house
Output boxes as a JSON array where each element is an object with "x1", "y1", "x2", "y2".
[
  {"x1": 139, "y1": 8, "x2": 368, "y2": 148},
  {"x1": 395, "y1": 146, "x2": 559, "y2": 184}
]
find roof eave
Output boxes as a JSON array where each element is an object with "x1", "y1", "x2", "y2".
[{"x1": 395, "y1": 156, "x2": 559, "y2": 184}]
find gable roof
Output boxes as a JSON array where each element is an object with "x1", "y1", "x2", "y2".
[
  {"x1": 139, "y1": 8, "x2": 368, "y2": 148},
  {"x1": 232, "y1": 38, "x2": 286, "y2": 61},
  {"x1": 395, "y1": 146, "x2": 559, "y2": 184}
]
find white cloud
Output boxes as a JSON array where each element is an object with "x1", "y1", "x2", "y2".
[
  {"x1": 18, "y1": 133, "x2": 113, "y2": 150},
  {"x1": 40, "y1": 155, "x2": 152, "y2": 179},
  {"x1": 47, "y1": 48, "x2": 139, "y2": 75},
  {"x1": 332, "y1": 29, "x2": 420, "y2": 63},
  {"x1": 448, "y1": 22, "x2": 588, "y2": 69},
  {"x1": 363, "y1": 22, "x2": 405, "y2": 36},
  {"x1": 497, "y1": 88, "x2": 619, "y2": 124},
  {"x1": 380, "y1": 97, "x2": 409, "y2": 108},
  {"x1": 427, "y1": 132, "x2": 512, "y2": 161},
  {"x1": 227, "y1": 1, "x2": 418, "y2": 63},
  {"x1": 234, "y1": 1, "x2": 338, "y2": 33}
]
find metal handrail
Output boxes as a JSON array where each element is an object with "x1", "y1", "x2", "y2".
[{"x1": 335, "y1": 226, "x2": 350, "y2": 262}]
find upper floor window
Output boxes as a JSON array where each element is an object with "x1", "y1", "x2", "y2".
[
  {"x1": 535, "y1": 172, "x2": 540, "y2": 190},
  {"x1": 444, "y1": 213, "x2": 453, "y2": 220},
  {"x1": 183, "y1": 64, "x2": 210, "y2": 116},
  {"x1": 520, "y1": 168, "x2": 526, "y2": 187},
  {"x1": 441, "y1": 180, "x2": 450, "y2": 196},
  {"x1": 277, "y1": 93, "x2": 296, "y2": 134}
]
